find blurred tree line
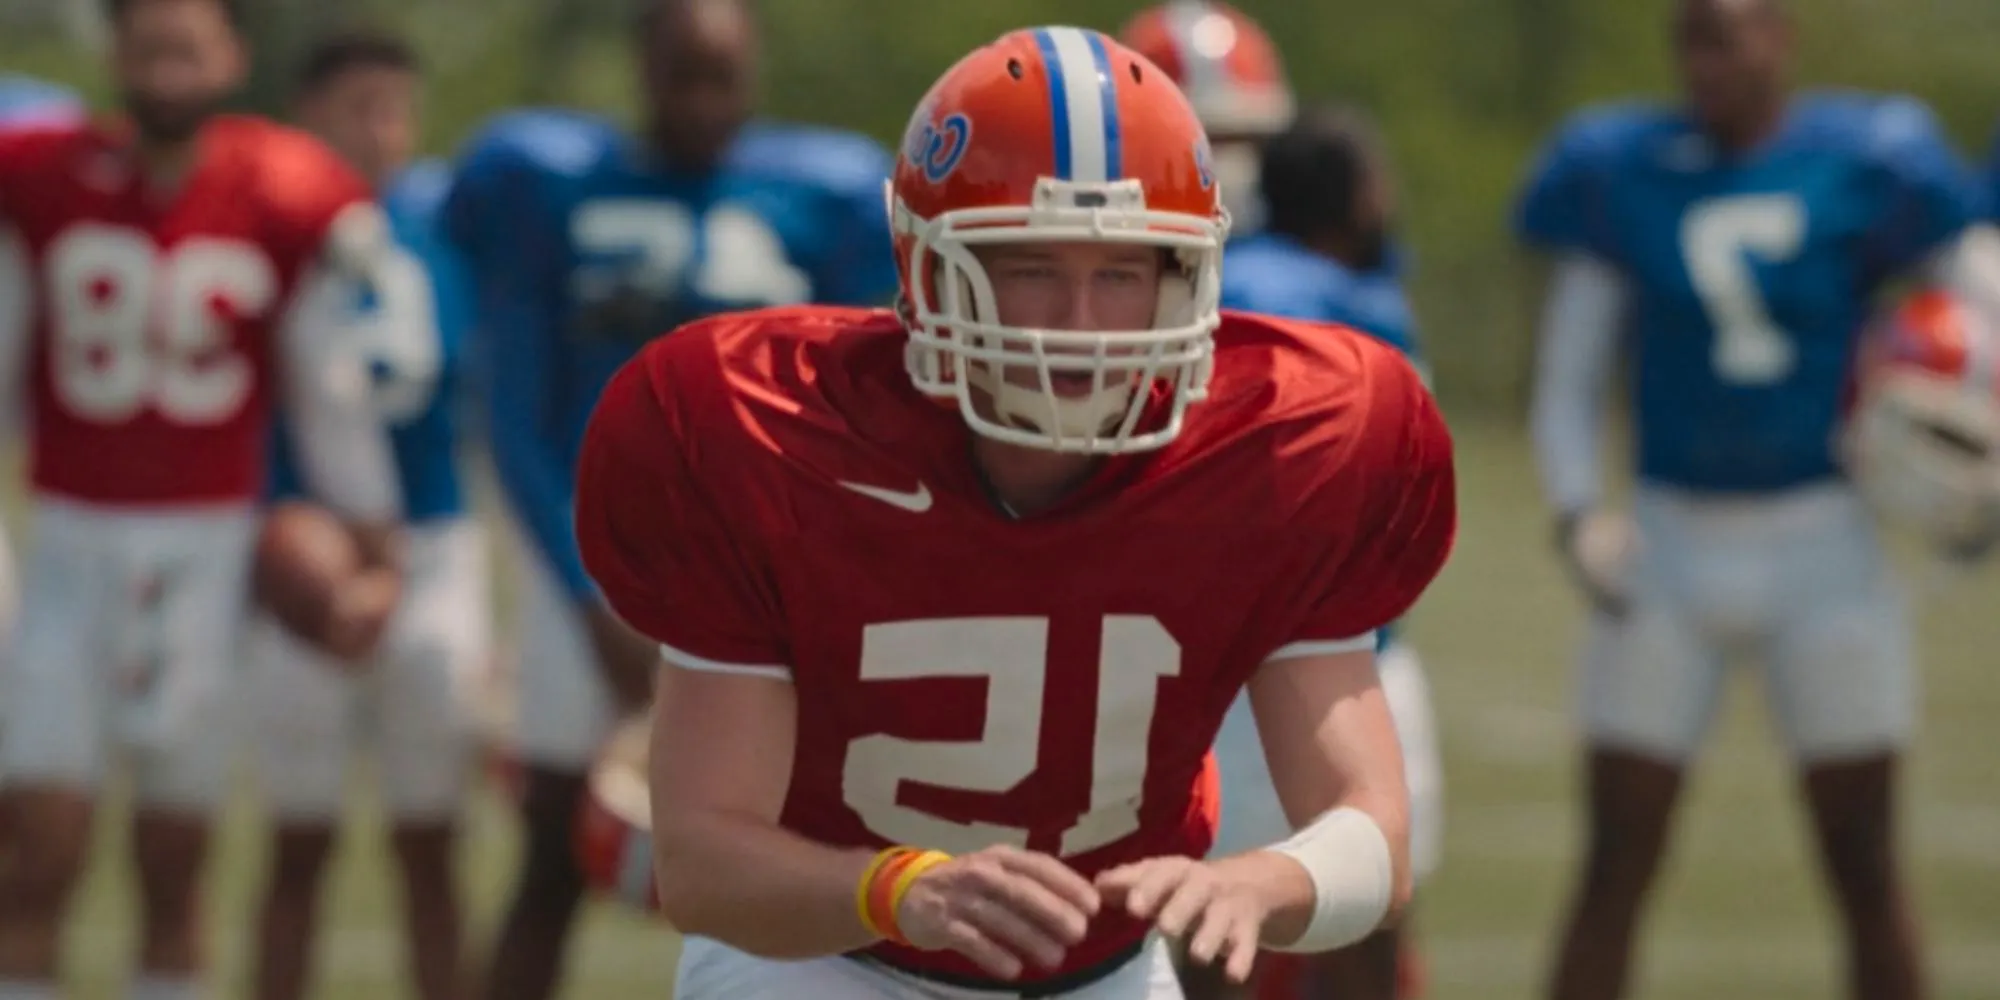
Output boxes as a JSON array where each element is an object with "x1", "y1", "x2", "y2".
[{"x1": 4, "y1": 0, "x2": 2000, "y2": 411}]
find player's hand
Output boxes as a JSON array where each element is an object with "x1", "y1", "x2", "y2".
[
  {"x1": 1554, "y1": 508, "x2": 1636, "y2": 618},
  {"x1": 894, "y1": 845, "x2": 1100, "y2": 981},
  {"x1": 1094, "y1": 855, "x2": 1284, "y2": 986},
  {"x1": 582, "y1": 605, "x2": 661, "y2": 711}
]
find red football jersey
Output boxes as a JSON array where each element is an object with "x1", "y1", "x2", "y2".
[
  {"x1": 576, "y1": 306, "x2": 1457, "y2": 984},
  {"x1": 0, "y1": 115, "x2": 370, "y2": 505}
]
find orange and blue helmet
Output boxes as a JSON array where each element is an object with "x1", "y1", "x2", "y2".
[{"x1": 889, "y1": 26, "x2": 1227, "y2": 454}]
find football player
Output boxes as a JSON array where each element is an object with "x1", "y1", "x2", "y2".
[
  {"x1": 1117, "y1": 1, "x2": 1292, "y2": 234},
  {"x1": 1513, "y1": 1, "x2": 2000, "y2": 997},
  {"x1": 575, "y1": 26, "x2": 1457, "y2": 1000},
  {"x1": 1211, "y1": 105, "x2": 1438, "y2": 1000},
  {"x1": 245, "y1": 31, "x2": 483, "y2": 1000},
  {"x1": 440, "y1": 1, "x2": 897, "y2": 998},
  {"x1": 0, "y1": 1, "x2": 408, "y2": 999},
  {"x1": 0, "y1": 76, "x2": 82, "y2": 694}
]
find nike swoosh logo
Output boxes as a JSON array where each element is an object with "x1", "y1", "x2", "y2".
[{"x1": 838, "y1": 479, "x2": 933, "y2": 513}]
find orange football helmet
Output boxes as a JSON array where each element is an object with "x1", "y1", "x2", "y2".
[
  {"x1": 1117, "y1": 2, "x2": 1294, "y2": 139},
  {"x1": 1118, "y1": 3, "x2": 1292, "y2": 233},
  {"x1": 1845, "y1": 289, "x2": 2000, "y2": 550},
  {"x1": 890, "y1": 26, "x2": 1227, "y2": 454}
]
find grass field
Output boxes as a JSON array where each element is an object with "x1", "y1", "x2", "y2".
[{"x1": 46, "y1": 425, "x2": 2000, "y2": 1000}]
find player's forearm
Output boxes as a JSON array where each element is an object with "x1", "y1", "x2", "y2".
[
  {"x1": 651, "y1": 810, "x2": 884, "y2": 959},
  {"x1": 1529, "y1": 254, "x2": 1625, "y2": 515},
  {"x1": 1248, "y1": 788, "x2": 1411, "y2": 951},
  {"x1": 479, "y1": 324, "x2": 596, "y2": 600}
]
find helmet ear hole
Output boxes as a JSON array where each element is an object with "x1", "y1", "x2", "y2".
[
  {"x1": 1007, "y1": 58, "x2": 1024, "y2": 80},
  {"x1": 1129, "y1": 61, "x2": 1144, "y2": 84}
]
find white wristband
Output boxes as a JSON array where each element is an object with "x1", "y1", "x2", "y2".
[{"x1": 1261, "y1": 806, "x2": 1395, "y2": 953}]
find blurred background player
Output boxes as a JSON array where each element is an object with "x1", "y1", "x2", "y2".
[
  {"x1": 0, "y1": 75, "x2": 81, "y2": 663},
  {"x1": 1117, "y1": 1, "x2": 1293, "y2": 234},
  {"x1": 1206, "y1": 104, "x2": 1440, "y2": 1000},
  {"x1": 245, "y1": 30, "x2": 484, "y2": 1000},
  {"x1": 0, "y1": 73, "x2": 82, "y2": 856},
  {"x1": 440, "y1": 0, "x2": 898, "y2": 997},
  {"x1": 1514, "y1": 1, "x2": 2000, "y2": 997},
  {"x1": 0, "y1": 0, "x2": 410, "y2": 998}
]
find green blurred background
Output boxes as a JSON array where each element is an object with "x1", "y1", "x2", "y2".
[
  {"x1": 5, "y1": 1, "x2": 1999, "y2": 998},
  {"x1": 9, "y1": 0, "x2": 2000, "y2": 412}
]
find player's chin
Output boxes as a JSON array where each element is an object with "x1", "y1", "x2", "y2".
[{"x1": 123, "y1": 98, "x2": 217, "y2": 144}]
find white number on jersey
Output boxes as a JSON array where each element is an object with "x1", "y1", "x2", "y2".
[
  {"x1": 569, "y1": 199, "x2": 811, "y2": 308},
  {"x1": 45, "y1": 224, "x2": 272, "y2": 424},
  {"x1": 1679, "y1": 194, "x2": 1807, "y2": 385},
  {"x1": 359, "y1": 242, "x2": 443, "y2": 424},
  {"x1": 843, "y1": 615, "x2": 1182, "y2": 858}
]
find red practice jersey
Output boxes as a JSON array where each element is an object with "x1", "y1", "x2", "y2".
[
  {"x1": 576, "y1": 306, "x2": 1457, "y2": 985},
  {"x1": 0, "y1": 115, "x2": 370, "y2": 506}
]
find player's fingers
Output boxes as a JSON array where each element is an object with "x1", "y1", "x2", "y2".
[
  {"x1": 971, "y1": 868, "x2": 1092, "y2": 946},
  {"x1": 1118, "y1": 860, "x2": 1190, "y2": 920},
  {"x1": 1180, "y1": 898, "x2": 1235, "y2": 966},
  {"x1": 996, "y1": 850, "x2": 1101, "y2": 915},
  {"x1": 940, "y1": 919, "x2": 1023, "y2": 981},
  {"x1": 1091, "y1": 861, "x2": 1146, "y2": 900},
  {"x1": 1222, "y1": 917, "x2": 1260, "y2": 984},
  {"x1": 1151, "y1": 877, "x2": 1218, "y2": 941},
  {"x1": 957, "y1": 894, "x2": 1067, "y2": 971}
]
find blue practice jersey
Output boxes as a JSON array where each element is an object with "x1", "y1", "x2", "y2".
[
  {"x1": 1221, "y1": 231, "x2": 1426, "y2": 652},
  {"x1": 443, "y1": 110, "x2": 897, "y2": 600},
  {"x1": 1222, "y1": 232, "x2": 1422, "y2": 360},
  {"x1": 0, "y1": 75, "x2": 81, "y2": 128},
  {"x1": 269, "y1": 159, "x2": 473, "y2": 523},
  {"x1": 1515, "y1": 91, "x2": 1980, "y2": 493}
]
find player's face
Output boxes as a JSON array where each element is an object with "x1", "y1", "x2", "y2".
[
  {"x1": 1673, "y1": 0, "x2": 1788, "y2": 136},
  {"x1": 975, "y1": 241, "x2": 1164, "y2": 395},
  {"x1": 111, "y1": 0, "x2": 245, "y2": 144},
  {"x1": 297, "y1": 66, "x2": 419, "y2": 188},
  {"x1": 640, "y1": 1, "x2": 755, "y2": 171}
]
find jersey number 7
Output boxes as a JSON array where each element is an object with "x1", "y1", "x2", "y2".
[
  {"x1": 1680, "y1": 193, "x2": 1806, "y2": 385},
  {"x1": 843, "y1": 615, "x2": 1181, "y2": 859}
]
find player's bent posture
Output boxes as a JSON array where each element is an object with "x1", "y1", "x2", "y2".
[
  {"x1": 440, "y1": 1, "x2": 897, "y2": 997},
  {"x1": 245, "y1": 32, "x2": 483, "y2": 1000},
  {"x1": 1514, "y1": 1, "x2": 2000, "y2": 997},
  {"x1": 1212, "y1": 105, "x2": 1439, "y2": 1000},
  {"x1": 575, "y1": 27, "x2": 1457, "y2": 1000},
  {"x1": 0, "y1": 2, "x2": 407, "y2": 1000}
]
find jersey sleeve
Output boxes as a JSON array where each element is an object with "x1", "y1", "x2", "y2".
[
  {"x1": 1268, "y1": 345, "x2": 1457, "y2": 660},
  {"x1": 1857, "y1": 97, "x2": 1981, "y2": 275},
  {"x1": 575, "y1": 348, "x2": 790, "y2": 674},
  {"x1": 1513, "y1": 113, "x2": 1623, "y2": 264},
  {"x1": 257, "y1": 128, "x2": 376, "y2": 278}
]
